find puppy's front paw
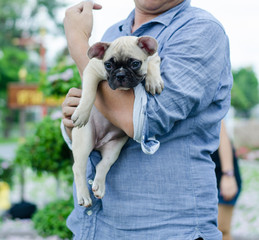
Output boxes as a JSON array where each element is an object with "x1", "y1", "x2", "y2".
[
  {"x1": 71, "y1": 106, "x2": 90, "y2": 128},
  {"x1": 92, "y1": 179, "x2": 105, "y2": 199},
  {"x1": 145, "y1": 75, "x2": 164, "y2": 95},
  {"x1": 77, "y1": 192, "x2": 92, "y2": 208}
]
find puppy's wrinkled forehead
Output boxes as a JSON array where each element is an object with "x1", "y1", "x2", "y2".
[{"x1": 103, "y1": 37, "x2": 147, "y2": 62}]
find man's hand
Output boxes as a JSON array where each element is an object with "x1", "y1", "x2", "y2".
[
  {"x1": 63, "y1": 1, "x2": 102, "y2": 75},
  {"x1": 64, "y1": 1, "x2": 102, "y2": 40},
  {"x1": 62, "y1": 88, "x2": 82, "y2": 139}
]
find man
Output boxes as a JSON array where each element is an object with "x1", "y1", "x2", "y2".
[{"x1": 62, "y1": 0, "x2": 233, "y2": 239}]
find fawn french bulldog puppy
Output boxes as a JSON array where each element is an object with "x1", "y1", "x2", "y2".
[{"x1": 71, "y1": 36, "x2": 164, "y2": 207}]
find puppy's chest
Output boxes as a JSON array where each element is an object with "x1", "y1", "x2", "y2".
[{"x1": 90, "y1": 106, "x2": 126, "y2": 150}]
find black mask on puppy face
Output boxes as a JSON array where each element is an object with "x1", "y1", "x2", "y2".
[
  {"x1": 87, "y1": 36, "x2": 158, "y2": 90},
  {"x1": 104, "y1": 57, "x2": 146, "y2": 90}
]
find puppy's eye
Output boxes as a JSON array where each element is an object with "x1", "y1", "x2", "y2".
[
  {"x1": 104, "y1": 62, "x2": 112, "y2": 71},
  {"x1": 131, "y1": 60, "x2": 141, "y2": 70}
]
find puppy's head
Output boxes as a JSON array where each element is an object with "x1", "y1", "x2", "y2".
[{"x1": 88, "y1": 36, "x2": 158, "y2": 90}]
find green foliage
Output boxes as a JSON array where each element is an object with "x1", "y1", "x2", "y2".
[
  {"x1": 0, "y1": 0, "x2": 68, "y2": 94},
  {"x1": 0, "y1": 0, "x2": 26, "y2": 46},
  {"x1": 231, "y1": 67, "x2": 259, "y2": 115},
  {"x1": 32, "y1": 198, "x2": 73, "y2": 239},
  {"x1": 0, "y1": 158, "x2": 14, "y2": 188},
  {"x1": 0, "y1": 47, "x2": 28, "y2": 90},
  {"x1": 31, "y1": 0, "x2": 66, "y2": 30},
  {"x1": 0, "y1": 0, "x2": 65, "y2": 44},
  {"x1": 15, "y1": 116, "x2": 73, "y2": 182},
  {"x1": 41, "y1": 64, "x2": 81, "y2": 97}
]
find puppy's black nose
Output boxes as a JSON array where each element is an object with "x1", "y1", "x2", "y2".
[{"x1": 116, "y1": 72, "x2": 126, "y2": 82}]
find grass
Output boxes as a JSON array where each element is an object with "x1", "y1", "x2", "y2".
[{"x1": 0, "y1": 137, "x2": 19, "y2": 144}]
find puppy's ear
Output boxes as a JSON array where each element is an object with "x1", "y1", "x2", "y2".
[
  {"x1": 137, "y1": 36, "x2": 158, "y2": 56},
  {"x1": 88, "y1": 42, "x2": 110, "y2": 59}
]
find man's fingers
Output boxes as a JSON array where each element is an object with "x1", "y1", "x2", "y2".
[
  {"x1": 82, "y1": 1, "x2": 102, "y2": 12},
  {"x1": 66, "y1": 97, "x2": 81, "y2": 107},
  {"x1": 62, "y1": 118, "x2": 74, "y2": 128},
  {"x1": 62, "y1": 97, "x2": 80, "y2": 110},
  {"x1": 63, "y1": 106, "x2": 77, "y2": 118},
  {"x1": 93, "y1": 3, "x2": 102, "y2": 10},
  {"x1": 65, "y1": 1, "x2": 102, "y2": 19},
  {"x1": 66, "y1": 2, "x2": 84, "y2": 14},
  {"x1": 66, "y1": 88, "x2": 82, "y2": 98},
  {"x1": 61, "y1": 88, "x2": 81, "y2": 126}
]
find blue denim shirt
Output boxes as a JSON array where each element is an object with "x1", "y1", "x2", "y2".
[{"x1": 64, "y1": 0, "x2": 233, "y2": 239}]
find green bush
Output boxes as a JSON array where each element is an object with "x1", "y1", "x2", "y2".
[
  {"x1": 15, "y1": 116, "x2": 73, "y2": 183},
  {"x1": 14, "y1": 114, "x2": 75, "y2": 239},
  {"x1": 0, "y1": 158, "x2": 14, "y2": 188},
  {"x1": 41, "y1": 64, "x2": 81, "y2": 97},
  {"x1": 32, "y1": 198, "x2": 73, "y2": 239},
  {"x1": 231, "y1": 67, "x2": 259, "y2": 117}
]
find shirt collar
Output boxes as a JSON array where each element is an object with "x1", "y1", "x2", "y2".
[{"x1": 119, "y1": 0, "x2": 191, "y2": 34}]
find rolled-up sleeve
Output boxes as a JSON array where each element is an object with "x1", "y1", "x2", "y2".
[
  {"x1": 133, "y1": 84, "x2": 160, "y2": 154},
  {"x1": 61, "y1": 121, "x2": 72, "y2": 150},
  {"x1": 138, "y1": 20, "x2": 233, "y2": 148}
]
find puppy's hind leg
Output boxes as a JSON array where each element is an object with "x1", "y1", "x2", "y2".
[
  {"x1": 72, "y1": 123, "x2": 95, "y2": 207},
  {"x1": 92, "y1": 136, "x2": 128, "y2": 199}
]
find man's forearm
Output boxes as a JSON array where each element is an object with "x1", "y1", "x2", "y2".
[
  {"x1": 63, "y1": 1, "x2": 102, "y2": 77},
  {"x1": 68, "y1": 37, "x2": 90, "y2": 77},
  {"x1": 95, "y1": 81, "x2": 134, "y2": 138}
]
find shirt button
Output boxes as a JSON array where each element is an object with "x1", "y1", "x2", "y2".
[
  {"x1": 88, "y1": 179, "x2": 93, "y2": 185},
  {"x1": 87, "y1": 210, "x2": 93, "y2": 216}
]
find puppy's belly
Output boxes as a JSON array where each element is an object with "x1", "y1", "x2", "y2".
[{"x1": 90, "y1": 106, "x2": 127, "y2": 150}]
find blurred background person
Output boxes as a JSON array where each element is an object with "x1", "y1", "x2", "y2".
[{"x1": 211, "y1": 120, "x2": 242, "y2": 240}]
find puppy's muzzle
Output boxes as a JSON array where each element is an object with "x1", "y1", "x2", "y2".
[{"x1": 116, "y1": 71, "x2": 126, "y2": 83}]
